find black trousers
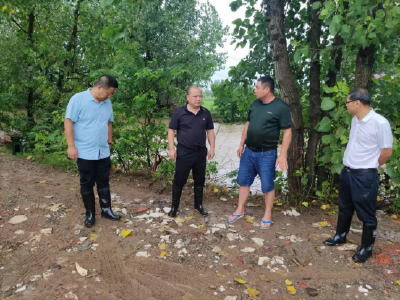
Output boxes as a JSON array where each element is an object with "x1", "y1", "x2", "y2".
[
  {"x1": 77, "y1": 157, "x2": 111, "y2": 195},
  {"x1": 173, "y1": 145, "x2": 207, "y2": 189},
  {"x1": 339, "y1": 167, "x2": 379, "y2": 226}
]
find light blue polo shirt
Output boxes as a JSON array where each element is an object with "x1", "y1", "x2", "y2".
[{"x1": 65, "y1": 89, "x2": 113, "y2": 160}]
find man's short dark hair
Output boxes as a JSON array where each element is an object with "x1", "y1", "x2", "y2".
[
  {"x1": 95, "y1": 74, "x2": 118, "y2": 89},
  {"x1": 257, "y1": 76, "x2": 274, "y2": 93},
  {"x1": 348, "y1": 88, "x2": 371, "y2": 105}
]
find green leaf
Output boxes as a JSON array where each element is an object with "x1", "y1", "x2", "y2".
[
  {"x1": 316, "y1": 117, "x2": 332, "y2": 132},
  {"x1": 340, "y1": 24, "x2": 351, "y2": 39},
  {"x1": 321, "y1": 97, "x2": 336, "y2": 111},
  {"x1": 312, "y1": 1, "x2": 322, "y2": 10},
  {"x1": 340, "y1": 135, "x2": 348, "y2": 144},
  {"x1": 100, "y1": 0, "x2": 114, "y2": 6},
  {"x1": 323, "y1": 86, "x2": 336, "y2": 94},
  {"x1": 329, "y1": 21, "x2": 341, "y2": 36},
  {"x1": 321, "y1": 135, "x2": 332, "y2": 145},
  {"x1": 333, "y1": 163, "x2": 343, "y2": 174},
  {"x1": 319, "y1": 9, "x2": 330, "y2": 19}
]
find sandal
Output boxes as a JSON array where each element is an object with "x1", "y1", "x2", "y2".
[
  {"x1": 260, "y1": 219, "x2": 272, "y2": 229},
  {"x1": 227, "y1": 213, "x2": 244, "y2": 224}
]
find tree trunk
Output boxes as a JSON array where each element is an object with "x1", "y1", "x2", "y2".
[
  {"x1": 55, "y1": 0, "x2": 82, "y2": 105},
  {"x1": 27, "y1": 11, "x2": 35, "y2": 125},
  {"x1": 265, "y1": 0, "x2": 304, "y2": 195},
  {"x1": 305, "y1": 0, "x2": 322, "y2": 192},
  {"x1": 354, "y1": 44, "x2": 375, "y2": 90}
]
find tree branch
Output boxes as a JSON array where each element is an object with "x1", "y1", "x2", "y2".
[{"x1": 11, "y1": 18, "x2": 28, "y2": 34}]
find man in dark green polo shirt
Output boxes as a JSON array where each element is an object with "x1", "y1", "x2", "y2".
[{"x1": 227, "y1": 76, "x2": 292, "y2": 229}]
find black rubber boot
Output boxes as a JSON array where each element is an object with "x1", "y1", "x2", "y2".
[
  {"x1": 352, "y1": 224, "x2": 376, "y2": 263},
  {"x1": 194, "y1": 186, "x2": 208, "y2": 216},
  {"x1": 324, "y1": 212, "x2": 352, "y2": 246},
  {"x1": 168, "y1": 187, "x2": 182, "y2": 218},
  {"x1": 98, "y1": 189, "x2": 121, "y2": 221},
  {"x1": 82, "y1": 192, "x2": 96, "y2": 227}
]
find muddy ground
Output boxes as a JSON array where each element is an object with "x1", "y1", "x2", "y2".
[{"x1": 0, "y1": 152, "x2": 399, "y2": 300}]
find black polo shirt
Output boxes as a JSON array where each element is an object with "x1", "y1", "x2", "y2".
[{"x1": 169, "y1": 105, "x2": 214, "y2": 149}]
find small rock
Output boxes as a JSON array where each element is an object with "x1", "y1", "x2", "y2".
[
  {"x1": 251, "y1": 238, "x2": 264, "y2": 247},
  {"x1": 258, "y1": 257, "x2": 270, "y2": 266},
  {"x1": 220, "y1": 197, "x2": 228, "y2": 202},
  {"x1": 30, "y1": 275, "x2": 42, "y2": 282},
  {"x1": 43, "y1": 270, "x2": 54, "y2": 280},
  {"x1": 241, "y1": 247, "x2": 255, "y2": 253},
  {"x1": 57, "y1": 241, "x2": 70, "y2": 250},
  {"x1": 305, "y1": 287, "x2": 318, "y2": 297},
  {"x1": 136, "y1": 252, "x2": 151, "y2": 257},
  {"x1": 75, "y1": 262, "x2": 88, "y2": 276},
  {"x1": 133, "y1": 198, "x2": 142, "y2": 203},
  {"x1": 64, "y1": 291, "x2": 79, "y2": 300},
  {"x1": 163, "y1": 207, "x2": 171, "y2": 213},
  {"x1": 40, "y1": 228, "x2": 52, "y2": 235},
  {"x1": 15, "y1": 285, "x2": 27, "y2": 293},
  {"x1": 137, "y1": 207, "x2": 148, "y2": 213},
  {"x1": 224, "y1": 297, "x2": 237, "y2": 300},
  {"x1": 15, "y1": 230, "x2": 25, "y2": 235},
  {"x1": 1, "y1": 285, "x2": 11, "y2": 293},
  {"x1": 337, "y1": 244, "x2": 358, "y2": 251},
  {"x1": 213, "y1": 246, "x2": 222, "y2": 253},
  {"x1": 9, "y1": 215, "x2": 28, "y2": 224},
  {"x1": 227, "y1": 233, "x2": 239, "y2": 241},
  {"x1": 213, "y1": 224, "x2": 226, "y2": 229},
  {"x1": 121, "y1": 208, "x2": 127, "y2": 215}
]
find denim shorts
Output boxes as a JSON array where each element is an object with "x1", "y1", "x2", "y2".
[{"x1": 237, "y1": 147, "x2": 277, "y2": 193}]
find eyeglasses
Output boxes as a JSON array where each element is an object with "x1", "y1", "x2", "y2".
[
  {"x1": 346, "y1": 100, "x2": 358, "y2": 104},
  {"x1": 102, "y1": 86, "x2": 114, "y2": 98}
]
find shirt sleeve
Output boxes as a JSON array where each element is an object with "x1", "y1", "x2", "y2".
[
  {"x1": 65, "y1": 95, "x2": 80, "y2": 122},
  {"x1": 206, "y1": 111, "x2": 214, "y2": 130},
  {"x1": 377, "y1": 122, "x2": 393, "y2": 149},
  {"x1": 108, "y1": 101, "x2": 114, "y2": 122},
  {"x1": 279, "y1": 103, "x2": 292, "y2": 129},
  {"x1": 247, "y1": 101, "x2": 255, "y2": 122},
  {"x1": 169, "y1": 109, "x2": 179, "y2": 130}
]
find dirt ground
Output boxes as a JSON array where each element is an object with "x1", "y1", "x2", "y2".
[{"x1": 0, "y1": 153, "x2": 399, "y2": 300}]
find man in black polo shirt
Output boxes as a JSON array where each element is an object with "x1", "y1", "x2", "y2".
[
  {"x1": 167, "y1": 86, "x2": 216, "y2": 217},
  {"x1": 228, "y1": 76, "x2": 292, "y2": 229}
]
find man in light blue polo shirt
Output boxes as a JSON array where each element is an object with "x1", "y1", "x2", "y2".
[{"x1": 64, "y1": 74, "x2": 121, "y2": 227}]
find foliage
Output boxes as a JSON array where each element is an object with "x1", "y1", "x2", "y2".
[
  {"x1": 212, "y1": 80, "x2": 254, "y2": 123},
  {"x1": 0, "y1": 0, "x2": 227, "y2": 179}
]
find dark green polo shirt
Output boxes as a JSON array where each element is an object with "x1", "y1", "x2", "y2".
[{"x1": 245, "y1": 98, "x2": 291, "y2": 149}]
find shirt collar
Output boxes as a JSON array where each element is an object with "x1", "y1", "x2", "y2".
[
  {"x1": 87, "y1": 88, "x2": 107, "y2": 104},
  {"x1": 360, "y1": 109, "x2": 374, "y2": 123},
  {"x1": 185, "y1": 105, "x2": 204, "y2": 114}
]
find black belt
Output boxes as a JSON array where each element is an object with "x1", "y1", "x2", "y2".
[
  {"x1": 344, "y1": 166, "x2": 376, "y2": 173},
  {"x1": 247, "y1": 146, "x2": 277, "y2": 152}
]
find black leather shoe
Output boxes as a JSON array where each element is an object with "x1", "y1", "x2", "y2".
[
  {"x1": 194, "y1": 186, "x2": 208, "y2": 216},
  {"x1": 82, "y1": 192, "x2": 96, "y2": 227},
  {"x1": 323, "y1": 212, "x2": 352, "y2": 246},
  {"x1": 98, "y1": 189, "x2": 121, "y2": 221},
  {"x1": 168, "y1": 187, "x2": 182, "y2": 218},
  {"x1": 352, "y1": 224, "x2": 376, "y2": 263}
]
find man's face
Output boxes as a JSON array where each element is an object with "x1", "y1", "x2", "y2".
[
  {"x1": 254, "y1": 81, "x2": 269, "y2": 99},
  {"x1": 100, "y1": 86, "x2": 116, "y2": 101},
  {"x1": 345, "y1": 96, "x2": 359, "y2": 115},
  {"x1": 186, "y1": 88, "x2": 203, "y2": 107}
]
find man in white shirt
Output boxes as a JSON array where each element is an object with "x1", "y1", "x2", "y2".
[{"x1": 324, "y1": 88, "x2": 393, "y2": 263}]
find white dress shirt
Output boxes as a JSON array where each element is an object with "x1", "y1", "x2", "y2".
[{"x1": 343, "y1": 109, "x2": 393, "y2": 169}]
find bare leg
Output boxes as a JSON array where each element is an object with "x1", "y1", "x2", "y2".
[
  {"x1": 261, "y1": 189, "x2": 275, "y2": 227},
  {"x1": 228, "y1": 186, "x2": 250, "y2": 221}
]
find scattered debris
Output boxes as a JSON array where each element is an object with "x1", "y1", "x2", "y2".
[
  {"x1": 8, "y1": 215, "x2": 28, "y2": 224},
  {"x1": 75, "y1": 263, "x2": 88, "y2": 277}
]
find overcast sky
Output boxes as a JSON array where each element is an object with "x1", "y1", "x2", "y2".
[{"x1": 201, "y1": 0, "x2": 251, "y2": 81}]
